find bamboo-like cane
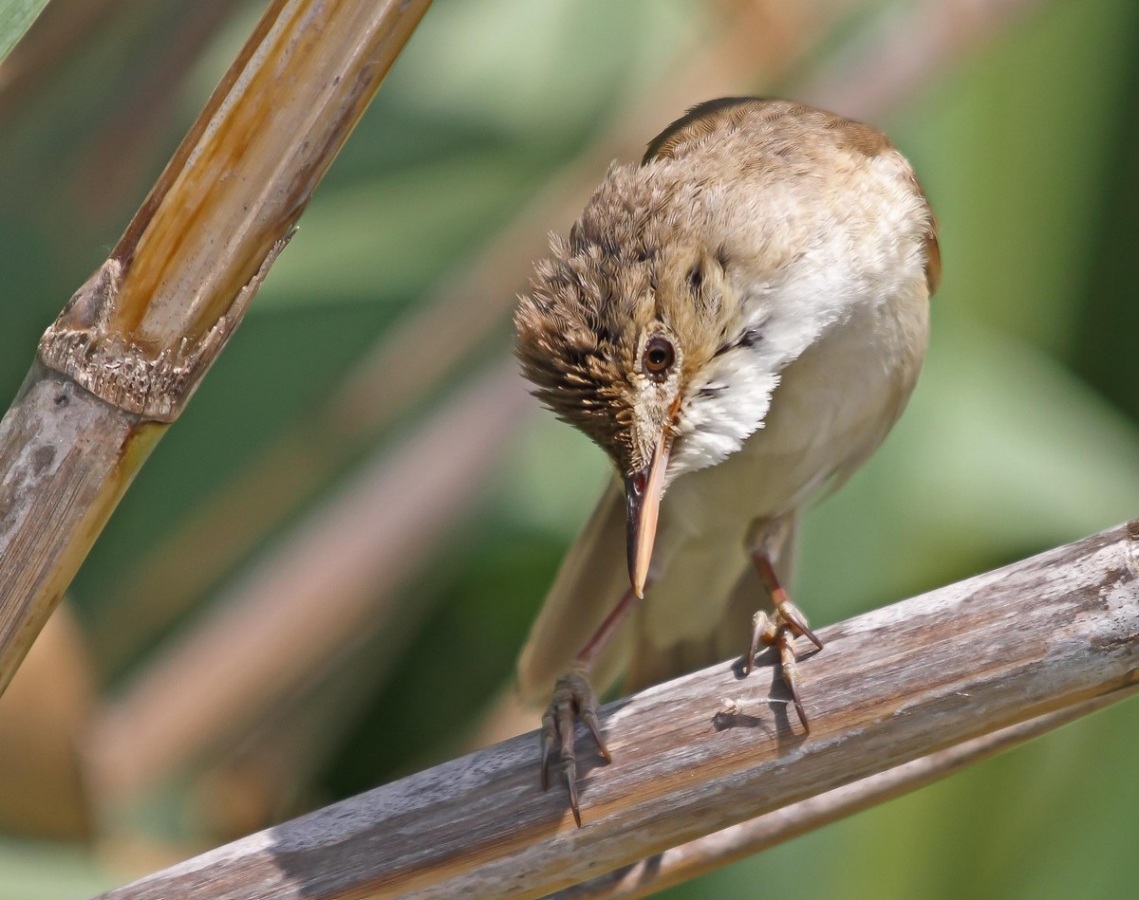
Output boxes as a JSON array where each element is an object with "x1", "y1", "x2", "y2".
[{"x1": 0, "y1": 0, "x2": 433, "y2": 698}]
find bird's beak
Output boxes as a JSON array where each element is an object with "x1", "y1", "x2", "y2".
[{"x1": 624, "y1": 428, "x2": 671, "y2": 599}]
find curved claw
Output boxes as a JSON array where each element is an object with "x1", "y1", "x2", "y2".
[
  {"x1": 777, "y1": 596, "x2": 823, "y2": 651},
  {"x1": 539, "y1": 668, "x2": 609, "y2": 827},
  {"x1": 778, "y1": 633, "x2": 809, "y2": 732},
  {"x1": 746, "y1": 610, "x2": 812, "y2": 731}
]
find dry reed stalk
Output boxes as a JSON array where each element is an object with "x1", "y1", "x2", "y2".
[{"x1": 0, "y1": 0, "x2": 433, "y2": 696}]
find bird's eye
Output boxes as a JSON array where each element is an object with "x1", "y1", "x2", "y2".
[{"x1": 643, "y1": 336, "x2": 675, "y2": 380}]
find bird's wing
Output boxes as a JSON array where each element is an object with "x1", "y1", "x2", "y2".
[{"x1": 515, "y1": 478, "x2": 633, "y2": 706}]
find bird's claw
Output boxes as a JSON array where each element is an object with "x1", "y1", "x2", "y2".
[
  {"x1": 746, "y1": 604, "x2": 820, "y2": 732},
  {"x1": 540, "y1": 666, "x2": 610, "y2": 826},
  {"x1": 763, "y1": 579, "x2": 823, "y2": 651}
]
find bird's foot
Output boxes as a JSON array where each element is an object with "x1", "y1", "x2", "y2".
[
  {"x1": 745, "y1": 602, "x2": 823, "y2": 732},
  {"x1": 747, "y1": 549, "x2": 824, "y2": 731},
  {"x1": 540, "y1": 664, "x2": 610, "y2": 826}
]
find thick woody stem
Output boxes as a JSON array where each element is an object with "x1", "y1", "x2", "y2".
[
  {"x1": 98, "y1": 522, "x2": 1139, "y2": 899},
  {"x1": 553, "y1": 692, "x2": 1125, "y2": 898}
]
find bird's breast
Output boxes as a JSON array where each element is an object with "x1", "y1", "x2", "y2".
[{"x1": 643, "y1": 284, "x2": 929, "y2": 646}]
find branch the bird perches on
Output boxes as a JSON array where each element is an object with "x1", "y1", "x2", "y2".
[{"x1": 101, "y1": 521, "x2": 1139, "y2": 899}]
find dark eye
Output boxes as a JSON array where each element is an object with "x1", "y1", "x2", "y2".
[{"x1": 643, "y1": 336, "x2": 675, "y2": 379}]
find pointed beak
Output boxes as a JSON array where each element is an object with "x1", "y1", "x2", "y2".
[{"x1": 624, "y1": 429, "x2": 671, "y2": 599}]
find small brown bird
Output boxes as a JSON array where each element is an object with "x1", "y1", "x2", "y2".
[{"x1": 514, "y1": 97, "x2": 940, "y2": 825}]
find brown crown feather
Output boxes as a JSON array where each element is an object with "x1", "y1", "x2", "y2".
[{"x1": 515, "y1": 233, "x2": 641, "y2": 466}]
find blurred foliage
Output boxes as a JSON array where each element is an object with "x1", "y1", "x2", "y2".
[
  {"x1": 0, "y1": 0, "x2": 1137, "y2": 897},
  {"x1": 0, "y1": 0, "x2": 50, "y2": 64}
]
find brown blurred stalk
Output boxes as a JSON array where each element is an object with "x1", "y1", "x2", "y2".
[
  {"x1": 0, "y1": 0, "x2": 432, "y2": 697},
  {"x1": 0, "y1": 603, "x2": 96, "y2": 839},
  {"x1": 70, "y1": 0, "x2": 239, "y2": 223},
  {"x1": 89, "y1": 361, "x2": 530, "y2": 802},
  {"x1": 0, "y1": 0, "x2": 126, "y2": 114}
]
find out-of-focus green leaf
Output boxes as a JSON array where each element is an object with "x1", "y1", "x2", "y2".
[
  {"x1": 260, "y1": 154, "x2": 539, "y2": 308},
  {"x1": 502, "y1": 303, "x2": 1139, "y2": 620},
  {"x1": 0, "y1": 0, "x2": 50, "y2": 64},
  {"x1": 495, "y1": 408, "x2": 609, "y2": 539},
  {"x1": 889, "y1": 0, "x2": 1136, "y2": 358},
  {"x1": 0, "y1": 838, "x2": 112, "y2": 900},
  {"x1": 392, "y1": 0, "x2": 708, "y2": 140},
  {"x1": 797, "y1": 305, "x2": 1139, "y2": 617}
]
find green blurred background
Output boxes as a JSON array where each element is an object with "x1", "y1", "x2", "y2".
[{"x1": 0, "y1": 0, "x2": 1137, "y2": 896}]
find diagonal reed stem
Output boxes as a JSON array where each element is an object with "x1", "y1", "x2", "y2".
[{"x1": 0, "y1": 0, "x2": 432, "y2": 697}]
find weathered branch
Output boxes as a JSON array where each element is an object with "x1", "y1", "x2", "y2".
[
  {"x1": 0, "y1": 0, "x2": 432, "y2": 697},
  {"x1": 101, "y1": 522, "x2": 1139, "y2": 899},
  {"x1": 554, "y1": 693, "x2": 1127, "y2": 898}
]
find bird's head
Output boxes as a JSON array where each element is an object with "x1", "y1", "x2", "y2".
[{"x1": 514, "y1": 162, "x2": 785, "y2": 598}]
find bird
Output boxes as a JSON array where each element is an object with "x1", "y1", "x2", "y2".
[{"x1": 513, "y1": 97, "x2": 940, "y2": 826}]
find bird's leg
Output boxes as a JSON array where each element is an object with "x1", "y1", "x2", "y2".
[
  {"x1": 540, "y1": 585, "x2": 640, "y2": 826},
  {"x1": 752, "y1": 551, "x2": 823, "y2": 650},
  {"x1": 745, "y1": 548, "x2": 823, "y2": 731}
]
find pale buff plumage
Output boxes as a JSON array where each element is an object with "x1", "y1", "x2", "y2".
[{"x1": 515, "y1": 98, "x2": 939, "y2": 739}]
